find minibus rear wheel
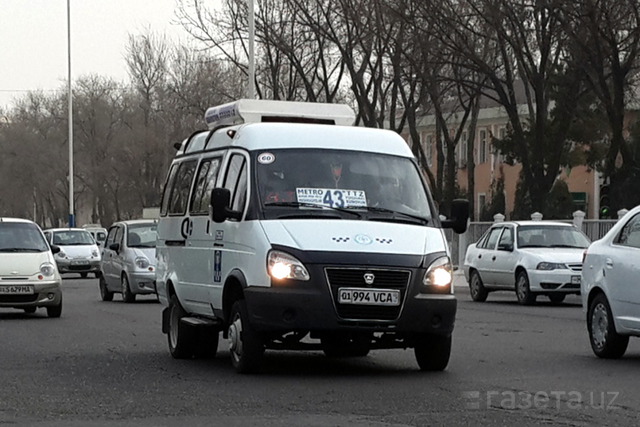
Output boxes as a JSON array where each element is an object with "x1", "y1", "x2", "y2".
[{"x1": 168, "y1": 295, "x2": 196, "y2": 359}]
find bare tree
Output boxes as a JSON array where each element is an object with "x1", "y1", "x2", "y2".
[{"x1": 560, "y1": 0, "x2": 640, "y2": 211}]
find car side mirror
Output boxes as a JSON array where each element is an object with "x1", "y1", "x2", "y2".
[
  {"x1": 109, "y1": 243, "x2": 120, "y2": 252},
  {"x1": 50, "y1": 245, "x2": 61, "y2": 254},
  {"x1": 441, "y1": 199, "x2": 470, "y2": 234},
  {"x1": 498, "y1": 243, "x2": 513, "y2": 251},
  {"x1": 210, "y1": 188, "x2": 242, "y2": 223}
]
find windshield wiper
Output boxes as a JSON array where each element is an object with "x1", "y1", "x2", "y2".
[
  {"x1": 549, "y1": 244, "x2": 586, "y2": 248},
  {"x1": 0, "y1": 248, "x2": 43, "y2": 252},
  {"x1": 357, "y1": 206, "x2": 429, "y2": 225},
  {"x1": 264, "y1": 202, "x2": 362, "y2": 218}
]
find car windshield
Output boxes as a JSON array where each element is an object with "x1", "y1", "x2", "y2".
[
  {"x1": 256, "y1": 149, "x2": 433, "y2": 223},
  {"x1": 0, "y1": 222, "x2": 49, "y2": 252},
  {"x1": 127, "y1": 224, "x2": 157, "y2": 248},
  {"x1": 517, "y1": 225, "x2": 590, "y2": 249},
  {"x1": 52, "y1": 230, "x2": 95, "y2": 246}
]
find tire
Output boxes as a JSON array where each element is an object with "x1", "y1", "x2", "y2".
[
  {"x1": 548, "y1": 294, "x2": 566, "y2": 304},
  {"x1": 587, "y1": 293, "x2": 629, "y2": 359},
  {"x1": 469, "y1": 270, "x2": 488, "y2": 302},
  {"x1": 167, "y1": 295, "x2": 196, "y2": 359},
  {"x1": 47, "y1": 299, "x2": 62, "y2": 318},
  {"x1": 99, "y1": 276, "x2": 114, "y2": 302},
  {"x1": 95, "y1": 271, "x2": 102, "y2": 279},
  {"x1": 23, "y1": 307, "x2": 37, "y2": 314},
  {"x1": 80, "y1": 272, "x2": 88, "y2": 278},
  {"x1": 228, "y1": 300, "x2": 265, "y2": 373},
  {"x1": 515, "y1": 271, "x2": 536, "y2": 305},
  {"x1": 414, "y1": 333, "x2": 452, "y2": 371},
  {"x1": 121, "y1": 274, "x2": 136, "y2": 303},
  {"x1": 322, "y1": 334, "x2": 370, "y2": 358}
]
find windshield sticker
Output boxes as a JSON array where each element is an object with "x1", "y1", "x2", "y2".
[
  {"x1": 296, "y1": 188, "x2": 367, "y2": 208},
  {"x1": 257, "y1": 152, "x2": 275, "y2": 164}
]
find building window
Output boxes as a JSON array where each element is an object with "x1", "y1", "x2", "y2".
[
  {"x1": 479, "y1": 129, "x2": 488, "y2": 164},
  {"x1": 458, "y1": 131, "x2": 468, "y2": 168},
  {"x1": 426, "y1": 134, "x2": 433, "y2": 167}
]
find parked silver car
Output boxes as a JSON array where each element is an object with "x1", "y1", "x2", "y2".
[
  {"x1": 100, "y1": 219, "x2": 157, "y2": 303},
  {"x1": 463, "y1": 221, "x2": 591, "y2": 304},
  {"x1": 582, "y1": 205, "x2": 640, "y2": 359},
  {"x1": 43, "y1": 228, "x2": 102, "y2": 278}
]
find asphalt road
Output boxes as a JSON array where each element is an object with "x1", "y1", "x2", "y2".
[{"x1": 1, "y1": 273, "x2": 639, "y2": 426}]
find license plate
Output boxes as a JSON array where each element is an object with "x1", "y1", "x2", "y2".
[
  {"x1": 0, "y1": 285, "x2": 34, "y2": 294},
  {"x1": 71, "y1": 260, "x2": 89, "y2": 265},
  {"x1": 571, "y1": 276, "x2": 581, "y2": 284},
  {"x1": 338, "y1": 288, "x2": 400, "y2": 306}
]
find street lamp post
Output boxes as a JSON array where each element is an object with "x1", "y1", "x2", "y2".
[
  {"x1": 67, "y1": 0, "x2": 75, "y2": 227},
  {"x1": 248, "y1": 0, "x2": 255, "y2": 99}
]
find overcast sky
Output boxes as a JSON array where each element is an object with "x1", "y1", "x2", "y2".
[{"x1": 0, "y1": 0, "x2": 188, "y2": 109}]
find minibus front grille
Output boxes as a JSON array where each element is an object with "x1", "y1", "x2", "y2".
[{"x1": 325, "y1": 268, "x2": 410, "y2": 321}]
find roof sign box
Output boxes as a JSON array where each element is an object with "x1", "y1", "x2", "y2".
[{"x1": 204, "y1": 99, "x2": 356, "y2": 130}]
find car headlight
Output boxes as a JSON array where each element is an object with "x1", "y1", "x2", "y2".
[
  {"x1": 536, "y1": 262, "x2": 568, "y2": 270},
  {"x1": 92, "y1": 249, "x2": 99, "y2": 257},
  {"x1": 422, "y1": 256, "x2": 453, "y2": 293},
  {"x1": 267, "y1": 250, "x2": 310, "y2": 281},
  {"x1": 40, "y1": 263, "x2": 56, "y2": 277},
  {"x1": 135, "y1": 257, "x2": 150, "y2": 269},
  {"x1": 56, "y1": 250, "x2": 66, "y2": 258}
]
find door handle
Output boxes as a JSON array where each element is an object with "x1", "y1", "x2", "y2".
[{"x1": 605, "y1": 258, "x2": 613, "y2": 269}]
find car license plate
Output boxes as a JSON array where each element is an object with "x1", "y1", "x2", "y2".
[
  {"x1": 338, "y1": 288, "x2": 400, "y2": 306},
  {"x1": 0, "y1": 285, "x2": 34, "y2": 295},
  {"x1": 71, "y1": 260, "x2": 89, "y2": 265},
  {"x1": 571, "y1": 276, "x2": 581, "y2": 284}
]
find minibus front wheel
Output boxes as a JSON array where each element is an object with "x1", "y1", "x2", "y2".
[{"x1": 228, "y1": 300, "x2": 265, "y2": 374}]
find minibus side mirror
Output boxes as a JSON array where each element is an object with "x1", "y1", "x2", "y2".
[
  {"x1": 441, "y1": 199, "x2": 469, "y2": 234},
  {"x1": 210, "y1": 188, "x2": 242, "y2": 223}
]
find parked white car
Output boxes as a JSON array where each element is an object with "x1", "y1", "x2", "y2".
[
  {"x1": 0, "y1": 218, "x2": 63, "y2": 317},
  {"x1": 582, "y1": 205, "x2": 640, "y2": 358},
  {"x1": 99, "y1": 219, "x2": 157, "y2": 303},
  {"x1": 43, "y1": 228, "x2": 102, "y2": 278},
  {"x1": 463, "y1": 221, "x2": 590, "y2": 304}
]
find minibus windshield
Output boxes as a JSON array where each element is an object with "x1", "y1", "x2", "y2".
[{"x1": 255, "y1": 149, "x2": 433, "y2": 222}]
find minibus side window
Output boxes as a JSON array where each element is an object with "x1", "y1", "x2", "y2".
[
  {"x1": 160, "y1": 164, "x2": 178, "y2": 217},
  {"x1": 168, "y1": 160, "x2": 198, "y2": 216},
  {"x1": 190, "y1": 157, "x2": 222, "y2": 215},
  {"x1": 222, "y1": 154, "x2": 248, "y2": 217}
]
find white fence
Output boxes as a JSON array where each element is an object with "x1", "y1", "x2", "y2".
[{"x1": 447, "y1": 209, "x2": 628, "y2": 268}]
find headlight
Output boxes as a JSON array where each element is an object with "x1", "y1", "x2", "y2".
[
  {"x1": 57, "y1": 251, "x2": 66, "y2": 258},
  {"x1": 40, "y1": 263, "x2": 56, "y2": 277},
  {"x1": 135, "y1": 257, "x2": 150, "y2": 269},
  {"x1": 267, "y1": 250, "x2": 310, "y2": 281},
  {"x1": 92, "y1": 249, "x2": 99, "y2": 257},
  {"x1": 537, "y1": 262, "x2": 567, "y2": 270},
  {"x1": 422, "y1": 256, "x2": 453, "y2": 293}
]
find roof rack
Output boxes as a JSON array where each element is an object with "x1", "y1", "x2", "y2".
[{"x1": 204, "y1": 99, "x2": 356, "y2": 130}]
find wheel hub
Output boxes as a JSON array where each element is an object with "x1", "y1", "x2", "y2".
[
  {"x1": 591, "y1": 304, "x2": 608, "y2": 349},
  {"x1": 228, "y1": 316, "x2": 243, "y2": 358}
]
